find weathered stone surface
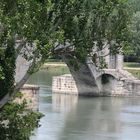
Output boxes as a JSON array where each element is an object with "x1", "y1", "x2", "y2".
[
  {"x1": 15, "y1": 56, "x2": 30, "y2": 83},
  {"x1": 18, "y1": 84, "x2": 39, "y2": 111},
  {"x1": 52, "y1": 74, "x2": 78, "y2": 94},
  {"x1": 52, "y1": 55, "x2": 140, "y2": 96}
]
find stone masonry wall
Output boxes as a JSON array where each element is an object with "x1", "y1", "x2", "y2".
[
  {"x1": 52, "y1": 74, "x2": 140, "y2": 96},
  {"x1": 15, "y1": 84, "x2": 39, "y2": 111},
  {"x1": 52, "y1": 74, "x2": 78, "y2": 94}
]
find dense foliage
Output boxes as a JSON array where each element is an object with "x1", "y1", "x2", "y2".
[
  {"x1": 62, "y1": 0, "x2": 129, "y2": 57},
  {"x1": 0, "y1": 0, "x2": 134, "y2": 139},
  {"x1": 125, "y1": 0, "x2": 140, "y2": 62},
  {"x1": 0, "y1": 0, "x2": 130, "y2": 100},
  {"x1": 0, "y1": 99, "x2": 43, "y2": 140},
  {"x1": 0, "y1": 43, "x2": 15, "y2": 99}
]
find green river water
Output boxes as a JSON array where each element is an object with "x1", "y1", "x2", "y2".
[{"x1": 28, "y1": 66, "x2": 140, "y2": 140}]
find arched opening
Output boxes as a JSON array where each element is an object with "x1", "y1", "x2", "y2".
[
  {"x1": 101, "y1": 74, "x2": 115, "y2": 84},
  {"x1": 97, "y1": 74, "x2": 117, "y2": 95}
]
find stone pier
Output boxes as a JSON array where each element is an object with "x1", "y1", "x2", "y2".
[
  {"x1": 18, "y1": 84, "x2": 40, "y2": 111},
  {"x1": 0, "y1": 84, "x2": 40, "y2": 109},
  {"x1": 52, "y1": 73, "x2": 140, "y2": 96},
  {"x1": 52, "y1": 74, "x2": 78, "y2": 94},
  {"x1": 14, "y1": 53, "x2": 40, "y2": 110}
]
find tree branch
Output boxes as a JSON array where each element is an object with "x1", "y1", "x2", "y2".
[{"x1": 15, "y1": 39, "x2": 26, "y2": 59}]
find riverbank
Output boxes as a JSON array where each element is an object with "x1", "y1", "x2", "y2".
[
  {"x1": 124, "y1": 67, "x2": 140, "y2": 70},
  {"x1": 41, "y1": 62, "x2": 67, "y2": 69},
  {"x1": 124, "y1": 62, "x2": 140, "y2": 68},
  {"x1": 123, "y1": 62, "x2": 140, "y2": 79}
]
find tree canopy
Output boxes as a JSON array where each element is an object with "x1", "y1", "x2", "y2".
[
  {"x1": 124, "y1": 0, "x2": 140, "y2": 61},
  {"x1": 0, "y1": 0, "x2": 130, "y2": 99},
  {"x1": 0, "y1": 0, "x2": 133, "y2": 139}
]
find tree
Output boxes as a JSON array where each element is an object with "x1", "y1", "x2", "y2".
[
  {"x1": 127, "y1": 11, "x2": 140, "y2": 61},
  {"x1": 128, "y1": 0, "x2": 140, "y2": 12},
  {"x1": 0, "y1": 96, "x2": 43, "y2": 140},
  {"x1": 0, "y1": 49, "x2": 4, "y2": 80},
  {"x1": 0, "y1": 0, "x2": 131, "y2": 138},
  {"x1": 0, "y1": 41, "x2": 15, "y2": 99},
  {"x1": 0, "y1": 0, "x2": 130, "y2": 103},
  {"x1": 61, "y1": 0, "x2": 130, "y2": 59},
  {"x1": 123, "y1": 0, "x2": 140, "y2": 62}
]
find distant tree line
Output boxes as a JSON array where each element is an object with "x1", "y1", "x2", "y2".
[{"x1": 124, "y1": 0, "x2": 140, "y2": 62}]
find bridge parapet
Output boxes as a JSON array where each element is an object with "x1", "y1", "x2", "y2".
[
  {"x1": 86, "y1": 57, "x2": 137, "y2": 81},
  {"x1": 86, "y1": 57, "x2": 120, "y2": 80}
]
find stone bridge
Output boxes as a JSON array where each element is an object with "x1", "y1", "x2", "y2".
[
  {"x1": 13, "y1": 43, "x2": 140, "y2": 97},
  {"x1": 53, "y1": 44, "x2": 140, "y2": 96}
]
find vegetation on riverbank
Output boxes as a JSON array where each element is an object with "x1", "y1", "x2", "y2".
[
  {"x1": 0, "y1": 94, "x2": 43, "y2": 140},
  {"x1": 124, "y1": 62, "x2": 140, "y2": 79},
  {"x1": 124, "y1": 62, "x2": 140, "y2": 68},
  {"x1": 127, "y1": 69, "x2": 140, "y2": 79}
]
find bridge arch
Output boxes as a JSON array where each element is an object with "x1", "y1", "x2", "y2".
[
  {"x1": 96, "y1": 73, "x2": 118, "y2": 95},
  {"x1": 100, "y1": 74, "x2": 116, "y2": 84},
  {"x1": 96, "y1": 70, "x2": 120, "y2": 80}
]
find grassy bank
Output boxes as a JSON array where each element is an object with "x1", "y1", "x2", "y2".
[
  {"x1": 124, "y1": 62, "x2": 140, "y2": 68},
  {"x1": 126, "y1": 69, "x2": 140, "y2": 79},
  {"x1": 41, "y1": 61, "x2": 140, "y2": 79},
  {"x1": 41, "y1": 62, "x2": 67, "y2": 69},
  {"x1": 124, "y1": 62, "x2": 140, "y2": 79}
]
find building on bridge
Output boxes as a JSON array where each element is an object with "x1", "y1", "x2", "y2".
[{"x1": 91, "y1": 41, "x2": 123, "y2": 70}]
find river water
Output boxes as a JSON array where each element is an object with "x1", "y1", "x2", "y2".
[{"x1": 28, "y1": 66, "x2": 140, "y2": 140}]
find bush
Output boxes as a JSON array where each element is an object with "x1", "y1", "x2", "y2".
[
  {"x1": 0, "y1": 99, "x2": 43, "y2": 140},
  {"x1": 0, "y1": 42, "x2": 15, "y2": 99}
]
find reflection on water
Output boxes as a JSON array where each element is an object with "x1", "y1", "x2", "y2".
[
  {"x1": 52, "y1": 94, "x2": 78, "y2": 113},
  {"x1": 57, "y1": 97, "x2": 122, "y2": 140},
  {"x1": 27, "y1": 67, "x2": 70, "y2": 86},
  {"x1": 29, "y1": 66, "x2": 140, "y2": 140}
]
